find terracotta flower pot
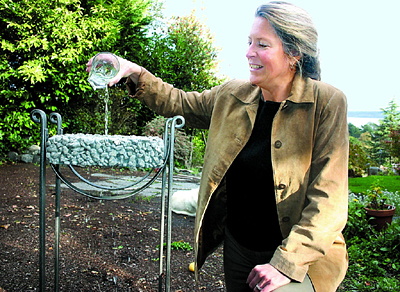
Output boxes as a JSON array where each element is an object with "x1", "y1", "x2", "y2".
[{"x1": 364, "y1": 205, "x2": 396, "y2": 231}]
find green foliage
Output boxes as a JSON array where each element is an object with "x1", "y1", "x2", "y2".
[
  {"x1": 158, "y1": 240, "x2": 193, "y2": 251},
  {"x1": 66, "y1": 88, "x2": 152, "y2": 136},
  {"x1": 374, "y1": 99, "x2": 400, "y2": 164},
  {"x1": 349, "y1": 136, "x2": 370, "y2": 177},
  {"x1": 363, "y1": 178, "x2": 392, "y2": 210},
  {"x1": 0, "y1": 0, "x2": 155, "y2": 155},
  {"x1": 191, "y1": 131, "x2": 207, "y2": 167},
  {"x1": 1, "y1": 2, "x2": 226, "y2": 161},
  {"x1": 343, "y1": 197, "x2": 400, "y2": 291},
  {"x1": 349, "y1": 123, "x2": 362, "y2": 138},
  {"x1": 142, "y1": 11, "x2": 226, "y2": 91},
  {"x1": 0, "y1": 104, "x2": 37, "y2": 153}
]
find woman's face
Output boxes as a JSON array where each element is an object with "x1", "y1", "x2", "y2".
[{"x1": 246, "y1": 17, "x2": 292, "y2": 90}]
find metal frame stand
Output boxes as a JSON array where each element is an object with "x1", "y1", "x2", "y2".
[{"x1": 31, "y1": 109, "x2": 185, "y2": 292}]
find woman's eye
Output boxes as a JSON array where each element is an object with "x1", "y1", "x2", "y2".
[{"x1": 247, "y1": 40, "x2": 269, "y2": 47}]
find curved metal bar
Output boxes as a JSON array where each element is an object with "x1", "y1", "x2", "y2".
[
  {"x1": 68, "y1": 165, "x2": 155, "y2": 191},
  {"x1": 51, "y1": 163, "x2": 164, "y2": 200},
  {"x1": 49, "y1": 112, "x2": 63, "y2": 135},
  {"x1": 171, "y1": 115, "x2": 185, "y2": 129},
  {"x1": 31, "y1": 109, "x2": 47, "y2": 125},
  {"x1": 65, "y1": 144, "x2": 171, "y2": 191}
]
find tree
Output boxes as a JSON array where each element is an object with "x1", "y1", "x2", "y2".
[
  {"x1": 348, "y1": 123, "x2": 362, "y2": 138},
  {"x1": 361, "y1": 122, "x2": 378, "y2": 135},
  {"x1": 358, "y1": 122, "x2": 382, "y2": 166},
  {"x1": 374, "y1": 99, "x2": 400, "y2": 165},
  {"x1": 0, "y1": 0, "x2": 155, "y2": 154},
  {"x1": 349, "y1": 136, "x2": 370, "y2": 177},
  {"x1": 142, "y1": 10, "x2": 226, "y2": 91}
]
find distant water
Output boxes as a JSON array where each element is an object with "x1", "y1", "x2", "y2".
[{"x1": 347, "y1": 111, "x2": 383, "y2": 127}]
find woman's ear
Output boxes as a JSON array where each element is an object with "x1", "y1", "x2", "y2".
[{"x1": 289, "y1": 55, "x2": 300, "y2": 70}]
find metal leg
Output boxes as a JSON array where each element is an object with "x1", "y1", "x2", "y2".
[
  {"x1": 164, "y1": 116, "x2": 185, "y2": 292},
  {"x1": 54, "y1": 165, "x2": 61, "y2": 292},
  {"x1": 31, "y1": 109, "x2": 48, "y2": 292},
  {"x1": 50, "y1": 113, "x2": 63, "y2": 292},
  {"x1": 159, "y1": 157, "x2": 168, "y2": 291}
]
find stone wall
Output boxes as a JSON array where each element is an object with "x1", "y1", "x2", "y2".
[{"x1": 7, "y1": 145, "x2": 41, "y2": 164}]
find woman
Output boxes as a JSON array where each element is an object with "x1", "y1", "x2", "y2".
[{"x1": 87, "y1": 2, "x2": 348, "y2": 291}]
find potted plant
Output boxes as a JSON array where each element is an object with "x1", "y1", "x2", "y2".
[{"x1": 363, "y1": 179, "x2": 396, "y2": 231}]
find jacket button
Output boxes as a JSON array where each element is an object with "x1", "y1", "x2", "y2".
[
  {"x1": 282, "y1": 217, "x2": 290, "y2": 222},
  {"x1": 274, "y1": 140, "x2": 282, "y2": 148},
  {"x1": 278, "y1": 184, "x2": 286, "y2": 190}
]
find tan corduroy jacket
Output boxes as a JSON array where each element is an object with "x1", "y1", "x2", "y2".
[{"x1": 127, "y1": 68, "x2": 349, "y2": 292}]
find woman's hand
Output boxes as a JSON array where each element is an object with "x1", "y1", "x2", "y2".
[
  {"x1": 86, "y1": 54, "x2": 142, "y2": 87},
  {"x1": 247, "y1": 263, "x2": 291, "y2": 292}
]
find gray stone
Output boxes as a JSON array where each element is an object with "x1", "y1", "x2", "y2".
[
  {"x1": 7, "y1": 151, "x2": 19, "y2": 162},
  {"x1": 20, "y1": 154, "x2": 33, "y2": 163},
  {"x1": 32, "y1": 154, "x2": 41, "y2": 164},
  {"x1": 28, "y1": 145, "x2": 40, "y2": 155},
  {"x1": 369, "y1": 167, "x2": 382, "y2": 176},
  {"x1": 46, "y1": 134, "x2": 164, "y2": 168}
]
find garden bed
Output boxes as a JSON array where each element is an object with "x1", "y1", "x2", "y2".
[{"x1": 0, "y1": 163, "x2": 224, "y2": 291}]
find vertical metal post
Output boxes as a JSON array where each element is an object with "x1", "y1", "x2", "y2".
[
  {"x1": 158, "y1": 165, "x2": 168, "y2": 291},
  {"x1": 166, "y1": 127, "x2": 174, "y2": 292},
  {"x1": 165, "y1": 116, "x2": 184, "y2": 292},
  {"x1": 31, "y1": 109, "x2": 48, "y2": 292},
  {"x1": 158, "y1": 118, "x2": 172, "y2": 291},
  {"x1": 50, "y1": 113, "x2": 63, "y2": 292},
  {"x1": 159, "y1": 116, "x2": 184, "y2": 292}
]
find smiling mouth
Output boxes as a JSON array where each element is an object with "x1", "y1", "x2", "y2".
[{"x1": 249, "y1": 64, "x2": 263, "y2": 69}]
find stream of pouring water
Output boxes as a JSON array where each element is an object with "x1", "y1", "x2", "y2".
[
  {"x1": 97, "y1": 85, "x2": 110, "y2": 135},
  {"x1": 104, "y1": 85, "x2": 110, "y2": 135}
]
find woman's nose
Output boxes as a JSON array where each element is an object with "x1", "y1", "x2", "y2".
[{"x1": 246, "y1": 45, "x2": 256, "y2": 59}]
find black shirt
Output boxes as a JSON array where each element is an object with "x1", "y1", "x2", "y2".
[{"x1": 226, "y1": 97, "x2": 283, "y2": 251}]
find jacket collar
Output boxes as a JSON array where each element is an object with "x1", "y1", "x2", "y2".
[
  {"x1": 230, "y1": 75, "x2": 315, "y2": 105},
  {"x1": 230, "y1": 80, "x2": 261, "y2": 105},
  {"x1": 287, "y1": 75, "x2": 314, "y2": 103}
]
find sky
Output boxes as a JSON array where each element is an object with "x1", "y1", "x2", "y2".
[{"x1": 162, "y1": 0, "x2": 400, "y2": 112}]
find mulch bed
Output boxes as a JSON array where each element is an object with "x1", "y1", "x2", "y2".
[{"x1": 0, "y1": 163, "x2": 226, "y2": 291}]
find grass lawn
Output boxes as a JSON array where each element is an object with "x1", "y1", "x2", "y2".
[
  {"x1": 348, "y1": 175, "x2": 400, "y2": 216},
  {"x1": 348, "y1": 175, "x2": 400, "y2": 194}
]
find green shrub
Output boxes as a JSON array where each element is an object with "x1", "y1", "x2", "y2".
[
  {"x1": 191, "y1": 132, "x2": 207, "y2": 167},
  {"x1": 343, "y1": 197, "x2": 400, "y2": 291}
]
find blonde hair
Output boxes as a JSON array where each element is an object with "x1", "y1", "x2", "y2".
[{"x1": 255, "y1": 1, "x2": 321, "y2": 80}]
